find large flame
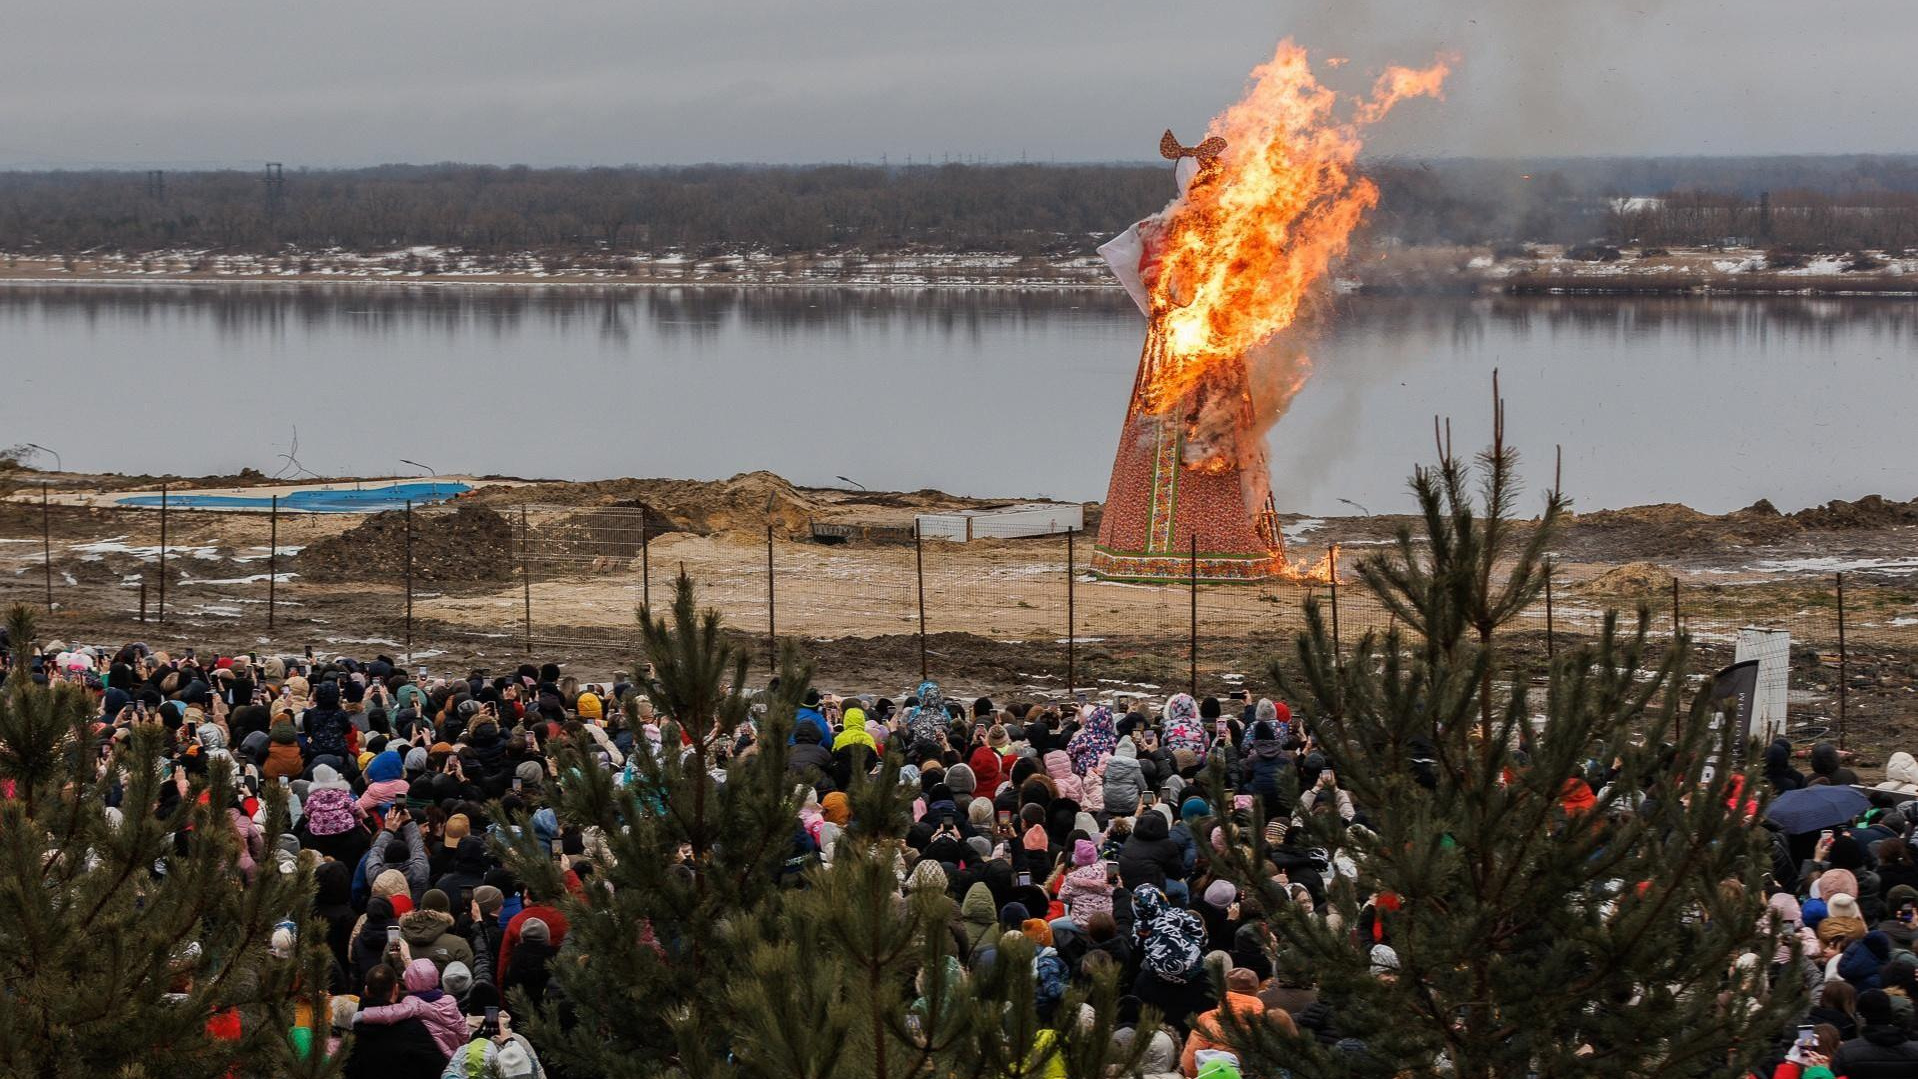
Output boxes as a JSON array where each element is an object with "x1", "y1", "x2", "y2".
[{"x1": 1141, "y1": 42, "x2": 1449, "y2": 414}]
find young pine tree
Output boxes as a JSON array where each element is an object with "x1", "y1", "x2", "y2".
[
  {"x1": 497, "y1": 572, "x2": 812, "y2": 1078},
  {"x1": 722, "y1": 750, "x2": 1144, "y2": 1079},
  {"x1": 0, "y1": 603, "x2": 339, "y2": 1079},
  {"x1": 1212, "y1": 408, "x2": 1802, "y2": 1079},
  {"x1": 502, "y1": 575, "x2": 1144, "y2": 1079}
]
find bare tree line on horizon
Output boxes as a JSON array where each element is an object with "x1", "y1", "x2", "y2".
[{"x1": 3, "y1": 155, "x2": 1917, "y2": 258}]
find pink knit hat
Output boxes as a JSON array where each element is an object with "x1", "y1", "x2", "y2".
[
  {"x1": 1022, "y1": 825, "x2": 1049, "y2": 852},
  {"x1": 1072, "y1": 839, "x2": 1097, "y2": 866},
  {"x1": 1821, "y1": 868, "x2": 1860, "y2": 900}
]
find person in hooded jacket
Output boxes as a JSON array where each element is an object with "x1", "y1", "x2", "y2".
[
  {"x1": 263, "y1": 716, "x2": 306, "y2": 782},
  {"x1": 1130, "y1": 884, "x2": 1209, "y2": 1031},
  {"x1": 1104, "y1": 740, "x2": 1149, "y2": 818},
  {"x1": 358, "y1": 749, "x2": 411, "y2": 813},
  {"x1": 342, "y1": 966, "x2": 446, "y2": 1079},
  {"x1": 401, "y1": 889, "x2": 476, "y2": 975},
  {"x1": 1839, "y1": 930, "x2": 1894, "y2": 990},
  {"x1": 306, "y1": 681, "x2": 355, "y2": 769},
  {"x1": 1058, "y1": 840, "x2": 1115, "y2": 921},
  {"x1": 959, "y1": 881, "x2": 1001, "y2": 961},
  {"x1": 1765, "y1": 737, "x2": 1807, "y2": 795},
  {"x1": 788, "y1": 723, "x2": 834, "y2": 784},
  {"x1": 1181, "y1": 967, "x2": 1283, "y2": 1077},
  {"x1": 968, "y1": 743, "x2": 1006, "y2": 800},
  {"x1": 299, "y1": 764, "x2": 372, "y2": 867},
  {"x1": 1241, "y1": 721, "x2": 1291, "y2": 813},
  {"x1": 1121, "y1": 811, "x2": 1185, "y2": 893},
  {"x1": 355, "y1": 956, "x2": 467, "y2": 1058}
]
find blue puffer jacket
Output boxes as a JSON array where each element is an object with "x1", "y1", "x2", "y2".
[{"x1": 1840, "y1": 930, "x2": 1893, "y2": 989}]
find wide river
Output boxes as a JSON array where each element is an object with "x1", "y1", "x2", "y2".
[{"x1": 3, "y1": 283, "x2": 1913, "y2": 515}]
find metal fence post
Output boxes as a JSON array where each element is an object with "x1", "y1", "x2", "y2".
[
  {"x1": 639, "y1": 509, "x2": 650, "y2": 613},
  {"x1": 1670, "y1": 577, "x2": 1681, "y2": 639},
  {"x1": 157, "y1": 484, "x2": 168, "y2": 623},
  {"x1": 267, "y1": 495, "x2": 279, "y2": 633},
  {"x1": 1189, "y1": 534, "x2": 1198, "y2": 697},
  {"x1": 759, "y1": 525, "x2": 767, "y2": 666},
  {"x1": 1066, "y1": 528, "x2": 1076, "y2": 695},
  {"x1": 521, "y1": 505, "x2": 534, "y2": 655},
  {"x1": 915, "y1": 521, "x2": 929, "y2": 683},
  {"x1": 138, "y1": 576, "x2": 147, "y2": 624},
  {"x1": 1544, "y1": 556, "x2": 1556, "y2": 662},
  {"x1": 41, "y1": 482, "x2": 52, "y2": 610},
  {"x1": 404, "y1": 499, "x2": 414, "y2": 663},
  {"x1": 1837, "y1": 571, "x2": 1849, "y2": 749},
  {"x1": 1329, "y1": 545, "x2": 1344, "y2": 686}
]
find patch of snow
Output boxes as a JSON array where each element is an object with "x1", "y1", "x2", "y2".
[
  {"x1": 72, "y1": 538, "x2": 220, "y2": 562},
  {"x1": 1283, "y1": 518, "x2": 1324, "y2": 542},
  {"x1": 183, "y1": 572, "x2": 297, "y2": 585},
  {"x1": 1752, "y1": 556, "x2": 1918, "y2": 576},
  {"x1": 1780, "y1": 256, "x2": 1849, "y2": 277}
]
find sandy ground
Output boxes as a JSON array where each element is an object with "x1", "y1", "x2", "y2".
[{"x1": 4, "y1": 466, "x2": 1916, "y2": 764}]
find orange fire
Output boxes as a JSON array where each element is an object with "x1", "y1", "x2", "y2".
[
  {"x1": 1140, "y1": 42, "x2": 1449, "y2": 415},
  {"x1": 1283, "y1": 543, "x2": 1342, "y2": 584}
]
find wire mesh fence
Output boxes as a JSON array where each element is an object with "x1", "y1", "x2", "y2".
[{"x1": 7, "y1": 497, "x2": 1915, "y2": 750}]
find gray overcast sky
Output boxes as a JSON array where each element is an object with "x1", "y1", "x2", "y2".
[{"x1": 1, "y1": 0, "x2": 1910, "y2": 169}]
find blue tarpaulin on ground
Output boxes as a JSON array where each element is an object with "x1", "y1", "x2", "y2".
[{"x1": 116, "y1": 482, "x2": 470, "y2": 514}]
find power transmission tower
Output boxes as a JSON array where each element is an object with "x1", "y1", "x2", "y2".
[
  {"x1": 145, "y1": 170, "x2": 165, "y2": 200},
  {"x1": 262, "y1": 162, "x2": 285, "y2": 217}
]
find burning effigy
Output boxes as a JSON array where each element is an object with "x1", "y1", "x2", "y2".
[{"x1": 1089, "y1": 42, "x2": 1448, "y2": 583}]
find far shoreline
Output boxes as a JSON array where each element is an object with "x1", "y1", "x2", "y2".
[{"x1": 5, "y1": 264, "x2": 1915, "y2": 299}]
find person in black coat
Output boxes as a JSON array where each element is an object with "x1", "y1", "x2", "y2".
[
  {"x1": 1833, "y1": 989, "x2": 1918, "y2": 1078},
  {"x1": 352, "y1": 896, "x2": 402, "y2": 985},
  {"x1": 343, "y1": 966, "x2": 446, "y2": 1079},
  {"x1": 501, "y1": 917, "x2": 558, "y2": 1008},
  {"x1": 1765, "y1": 737, "x2": 1807, "y2": 794},
  {"x1": 305, "y1": 681, "x2": 356, "y2": 770},
  {"x1": 433, "y1": 835, "x2": 492, "y2": 907},
  {"x1": 1118, "y1": 811, "x2": 1184, "y2": 892},
  {"x1": 788, "y1": 723, "x2": 834, "y2": 786},
  {"x1": 313, "y1": 860, "x2": 358, "y2": 978}
]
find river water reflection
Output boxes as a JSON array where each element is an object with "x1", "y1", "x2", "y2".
[{"x1": 2, "y1": 283, "x2": 1911, "y2": 514}]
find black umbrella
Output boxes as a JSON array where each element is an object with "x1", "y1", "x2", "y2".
[{"x1": 1765, "y1": 785, "x2": 1870, "y2": 834}]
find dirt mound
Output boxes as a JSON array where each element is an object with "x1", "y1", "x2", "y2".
[
  {"x1": 300, "y1": 504, "x2": 513, "y2": 583},
  {"x1": 1792, "y1": 495, "x2": 1918, "y2": 530},
  {"x1": 468, "y1": 472, "x2": 820, "y2": 536},
  {"x1": 1577, "y1": 561, "x2": 1677, "y2": 596},
  {"x1": 1562, "y1": 501, "x2": 1800, "y2": 559}
]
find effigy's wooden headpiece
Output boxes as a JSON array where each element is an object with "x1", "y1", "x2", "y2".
[{"x1": 1159, "y1": 129, "x2": 1227, "y2": 169}]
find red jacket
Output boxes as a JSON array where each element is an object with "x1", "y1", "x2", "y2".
[
  {"x1": 498, "y1": 903, "x2": 570, "y2": 976},
  {"x1": 968, "y1": 747, "x2": 1005, "y2": 797}
]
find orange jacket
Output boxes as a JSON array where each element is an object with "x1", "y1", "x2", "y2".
[{"x1": 1181, "y1": 992, "x2": 1276, "y2": 1076}]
